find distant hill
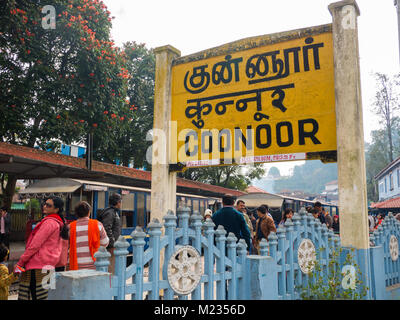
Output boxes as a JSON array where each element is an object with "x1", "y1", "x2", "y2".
[{"x1": 266, "y1": 160, "x2": 338, "y2": 194}]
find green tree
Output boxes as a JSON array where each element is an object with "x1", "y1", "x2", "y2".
[
  {"x1": 178, "y1": 164, "x2": 266, "y2": 191},
  {"x1": 94, "y1": 42, "x2": 155, "y2": 168},
  {"x1": 0, "y1": 0, "x2": 132, "y2": 208},
  {"x1": 372, "y1": 72, "x2": 400, "y2": 163},
  {"x1": 365, "y1": 119, "x2": 400, "y2": 203},
  {"x1": 268, "y1": 166, "x2": 281, "y2": 178},
  {"x1": 273, "y1": 160, "x2": 337, "y2": 194}
]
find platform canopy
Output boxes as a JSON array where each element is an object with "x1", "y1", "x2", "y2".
[{"x1": 0, "y1": 142, "x2": 245, "y2": 199}]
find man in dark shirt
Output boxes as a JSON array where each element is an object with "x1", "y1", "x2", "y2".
[
  {"x1": 212, "y1": 195, "x2": 251, "y2": 251},
  {"x1": 97, "y1": 193, "x2": 122, "y2": 274},
  {"x1": 314, "y1": 201, "x2": 326, "y2": 225}
]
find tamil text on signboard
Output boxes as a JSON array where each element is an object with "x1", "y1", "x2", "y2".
[{"x1": 170, "y1": 24, "x2": 336, "y2": 167}]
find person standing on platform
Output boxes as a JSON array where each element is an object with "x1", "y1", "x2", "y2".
[
  {"x1": 279, "y1": 208, "x2": 294, "y2": 227},
  {"x1": 235, "y1": 200, "x2": 254, "y2": 236},
  {"x1": 323, "y1": 208, "x2": 333, "y2": 229},
  {"x1": 0, "y1": 243, "x2": 18, "y2": 300},
  {"x1": 97, "y1": 193, "x2": 122, "y2": 274},
  {"x1": 0, "y1": 207, "x2": 11, "y2": 249},
  {"x1": 332, "y1": 215, "x2": 340, "y2": 233},
  {"x1": 203, "y1": 209, "x2": 213, "y2": 222},
  {"x1": 368, "y1": 214, "x2": 376, "y2": 232},
  {"x1": 15, "y1": 197, "x2": 69, "y2": 300},
  {"x1": 254, "y1": 206, "x2": 277, "y2": 254},
  {"x1": 69, "y1": 201, "x2": 109, "y2": 270},
  {"x1": 212, "y1": 196, "x2": 251, "y2": 251},
  {"x1": 314, "y1": 202, "x2": 326, "y2": 225},
  {"x1": 374, "y1": 214, "x2": 384, "y2": 230}
]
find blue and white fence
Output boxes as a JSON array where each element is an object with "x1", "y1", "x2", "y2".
[
  {"x1": 91, "y1": 207, "x2": 346, "y2": 300},
  {"x1": 50, "y1": 207, "x2": 400, "y2": 300},
  {"x1": 370, "y1": 213, "x2": 400, "y2": 298},
  {"x1": 260, "y1": 209, "x2": 341, "y2": 300},
  {"x1": 95, "y1": 207, "x2": 249, "y2": 300}
]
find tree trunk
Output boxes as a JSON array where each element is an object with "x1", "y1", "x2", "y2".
[
  {"x1": 387, "y1": 121, "x2": 394, "y2": 163},
  {"x1": 3, "y1": 174, "x2": 17, "y2": 211}
]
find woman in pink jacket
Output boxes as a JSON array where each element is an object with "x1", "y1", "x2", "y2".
[{"x1": 15, "y1": 196, "x2": 69, "y2": 300}]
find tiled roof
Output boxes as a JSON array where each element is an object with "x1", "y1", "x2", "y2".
[
  {"x1": 325, "y1": 180, "x2": 337, "y2": 185},
  {"x1": 0, "y1": 142, "x2": 245, "y2": 197},
  {"x1": 374, "y1": 156, "x2": 400, "y2": 180},
  {"x1": 246, "y1": 186, "x2": 269, "y2": 194},
  {"x1": 370, "y1": 196, "x2": 400, "y2": 209}
]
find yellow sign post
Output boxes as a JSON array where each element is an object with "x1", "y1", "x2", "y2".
[{"x1": 170, "y1": 24, "x2": 336, "y2": 168}]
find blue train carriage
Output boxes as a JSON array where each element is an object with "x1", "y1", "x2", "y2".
[
  {"x1": 18, "y1": 177, "x2": 219, "y2": 255},
  {"x1": 93, "y1": 188, "x2": 218, "y2": 253},
  {"x1": 235, "y1": 192, "x2": 339, "y2": 226}
]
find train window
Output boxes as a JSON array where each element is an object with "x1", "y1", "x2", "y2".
[
  {"x1": 192, "y1": 199, "x2": 200, "y2": 214},
  {"x1": 146, "y1": 194, "x2": 151, "y2": 225},
  {"x1": 122, "y1": 193, "x2": 134, "y2": 211},
  {"x1": 199, "y1": 200, "x2": 205, "y2": 215},
  {"x1": 121, "y1": 193, "x2": 134, "y2": 228},
  {"x1": 70, "y1": 194, "x2": 88, "y2": 215},
  {"x1": 136, "y1": 193, "x2": 145, "y2": 228},
  {"x1": 97, "y1": 191, "x2": 106, "y2": 209}
]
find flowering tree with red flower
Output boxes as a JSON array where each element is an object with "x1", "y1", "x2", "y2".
[
  {"x1": 0, "y1": 0, "x2": 133, "y2": 208},
  {"x1": 94, "y1": 41, "x2": 155, "y2": 167}
]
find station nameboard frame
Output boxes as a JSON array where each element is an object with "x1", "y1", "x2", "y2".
[{"x1": 169, "y1": 24, "x2": 336, "y2": 170}]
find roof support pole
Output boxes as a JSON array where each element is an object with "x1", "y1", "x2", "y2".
[
  {"x1": 151, "y1": 45, "x2": 181, "y2": 222},
  {"x1": 329, "y1": 0, "x2": 369, "y2": 249},
  {"x1": 329, "y1": 0, "x2": 372, "y2": 299}
]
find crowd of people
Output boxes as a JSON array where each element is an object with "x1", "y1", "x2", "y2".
[
  {"x1": 0, "y1": 193, "x2": 122, "y2": 300},
  {"x1": 207, "y1": 198, "x2": 344, "y2": 255},
  {"x1": 1, "y1": 192, "x2": 399, "y2": 300}
]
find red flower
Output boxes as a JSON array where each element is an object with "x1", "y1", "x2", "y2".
[
  {"x1": 56, "y1": 115, "x2": 61, "y2": 119},
  {"x1": 80, "y1": 84, "x2": 85, "y2": 87},
  {"x1": 79, "y1": 119, "x2": 85, "y2": 123},
  {"x1": 89, "y1": 73, "x2": 95, "y2": 77},
  {"x1": 120, "y1": 117, "x2": 124, "y2": 121},
  {"x1": 92, "y1": 123, "x2": 98, "y2": 128},
  {"x1": 103, "y1": 111, "x2": 108, "y2": 114}
]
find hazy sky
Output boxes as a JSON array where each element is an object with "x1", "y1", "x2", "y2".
[{"x1": 103, "y1": 0, "x2": 399, "y2": 176}]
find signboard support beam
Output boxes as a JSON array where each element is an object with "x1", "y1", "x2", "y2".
[
  {"x1": 329, "y1": 0, "x2": 372, "y2": 298},
  {"x1": 151, "y1": 45, "x2": 181, "y2": 224}
]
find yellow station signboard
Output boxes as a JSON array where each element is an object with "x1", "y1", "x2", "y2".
[{"x1": 170, "y1": 25, "x2": 336, "y2": 168}]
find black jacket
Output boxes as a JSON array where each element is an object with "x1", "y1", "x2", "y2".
[
  {"x1": 98, "y1": 207, "x2": 121, "y2": 249},
  {"x1": 212, "y1": 206, "x2": 251, "y2": 250}
]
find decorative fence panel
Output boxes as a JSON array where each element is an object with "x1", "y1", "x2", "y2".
[
  {"x1": 371, "y1": 213, "x2": 400, "y2": 289},
  {"x1": 95, "y1": 207, "x2": 248, "y2": 300},
  {"x1": 263, "y1": 208, "x2": 341, "y2": 300},
  {"x1": 94, "y1": 206, "x2": 344, "y2": 300}
]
